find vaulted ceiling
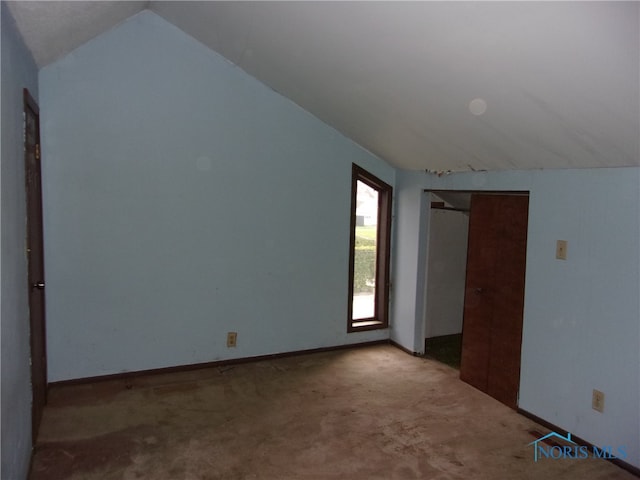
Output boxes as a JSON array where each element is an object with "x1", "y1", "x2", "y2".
[{"x1": 6, "y1": 1, "x2": 639, "y2": 172}]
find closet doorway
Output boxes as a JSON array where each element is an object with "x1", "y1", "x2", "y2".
[{"x1": 425, "y1": 191, "x2": 529, "y2": 409}]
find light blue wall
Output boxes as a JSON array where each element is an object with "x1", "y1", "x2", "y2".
[
  {"x1": 393, "y1": 166, "x2": 640, "y2": 467},
  {"x1": 1, "y1": 2, "x2": 39, "y2": 478},
  {"x1": 39, "y1": 11, "x2": 394, "y2": 382},
  {"x1": 390, "y1": 183, "x2": 428, "y2": 350},
  {"x1": 425, "y1": 207, "x2": 468, "y2": 338}
]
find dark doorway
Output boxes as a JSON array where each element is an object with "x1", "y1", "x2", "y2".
[
  {"x1": 24, "y1": 88, "x2": 47, "y2": 443},
  {"x1": 459, "y1": 193, "x2": 529, "y2": 409},
  {"x1": 424, "y1": 192, "x2": 470, "y2": 370}
]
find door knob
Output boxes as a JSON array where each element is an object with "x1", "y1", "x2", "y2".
[
  {"x1": 32, "y1": 282, "x2": 45, "y2": 290},
  {"x1": 475, "y1": 287, "x2": 483, "y2": 294}
]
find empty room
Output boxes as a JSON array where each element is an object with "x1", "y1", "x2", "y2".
[{"x1": 2, "y1": 2, "x2": 639, "y2": 479}]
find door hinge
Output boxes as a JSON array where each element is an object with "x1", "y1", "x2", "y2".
[{"x1": 35, "y1": 144, "x2": 40, "y2": 160}]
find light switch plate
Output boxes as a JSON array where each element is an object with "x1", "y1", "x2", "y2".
[
  {"x1": 556, "y1": 240, "x2": 568, "y2": 260},
  {"x1": 592, "y1": 389, "x2": 605, "y2": 413}
]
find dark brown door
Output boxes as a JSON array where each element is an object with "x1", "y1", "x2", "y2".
[
  {"x1": 24, "y1": 88, "x2": 47, "y2": 443},
  {"x1": 460, "y1": 194, "x2": 528, "y2": 409}
]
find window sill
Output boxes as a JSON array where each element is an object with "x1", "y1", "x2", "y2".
[{"x1": 349, "y1": 320, "x2": 387, "y2": 332}]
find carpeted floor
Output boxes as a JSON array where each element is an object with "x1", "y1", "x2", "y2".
[{"x1": 30, "y1": 345, "x2": 635, "y2": 479}]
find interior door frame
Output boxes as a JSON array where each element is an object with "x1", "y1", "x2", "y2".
[
  {"x1": 422, "y1": 189, "x2": 529, "y2": 345},
  {"x1": 422, "y1": 190, "x2": 529, "y2": 406},
  {"x1": 24, "y1": 87, "x2": 48, "y2": 444}
]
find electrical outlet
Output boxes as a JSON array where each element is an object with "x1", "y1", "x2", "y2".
[
  {"x1": 556, "y1": 240, "x2": 568, "y2": 260},
  {"x1": 592, "y1": 389, "x2": 605, "y2": 413},
  {"x1": 226, "y1": 332, "x2": 237, "y2": 348}
]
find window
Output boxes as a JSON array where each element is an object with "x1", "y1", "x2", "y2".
[{"x1": 348, "y1": 164, "x2": 392, "y2": 332}]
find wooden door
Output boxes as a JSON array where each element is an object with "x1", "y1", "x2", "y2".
[
  {"x1": 24, "y1": 88, "x2": 47, "y2": 443},
  {"x1": 460, "y1": 194, "x2": 528, "y2": 409}
]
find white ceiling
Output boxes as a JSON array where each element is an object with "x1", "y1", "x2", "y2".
[{"x1": 6, "y1": 1, "x2": 640, "y2": 172}]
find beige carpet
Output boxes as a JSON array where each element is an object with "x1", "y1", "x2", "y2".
[{"x1": 30, "y1": 345, "x2": 635, "y2": 479}]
